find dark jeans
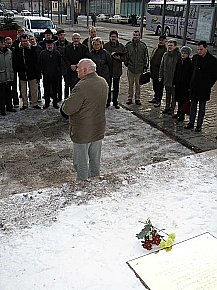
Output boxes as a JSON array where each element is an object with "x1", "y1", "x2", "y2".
[
  {"x1": 0, "y1": 82, "x2": 13, "y2": 113},
  {"x1": 43, "y1": 77, "x2": 58, "y2": 106},
  {"x1": 107, "y1": 77, "x2": 120, "y2": 106},
  {"x1": 152, "y1": 78, "x2": 164, "y2": 102},
  {"x1": 165, "y1": 86, "x2": 176, "y2": 110},
  {"x1": 57, "y1": 75, "x2": 70, "y2": 100},
  {"x1": 189, "y1": 100, "x2": 206, "y2": 127}
]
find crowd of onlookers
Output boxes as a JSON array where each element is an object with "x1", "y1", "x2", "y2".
[{"x1": 0, "y1": 25, "x2": 217, "y2": 132}]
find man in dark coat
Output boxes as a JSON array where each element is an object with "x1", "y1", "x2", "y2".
[
  {"x1": 39, "y1": 29, "x2": 53, "y2": 50},
  {"x1": 54, "y1": 29, "x2": 69, "y2": 101},
  {"x1": 63, "y1": 33, "x2": 90, "y2": 93},
  {"x1": 185, "y1": 41, "x2": 217, "y2": 132},
  {"x1": 149, "y1": 35, "x2": 167, "y2": 107},
  {"x1": 40, "y1": 39, "x2": 61, "y2": 109},
  {"x1": 13, "y1": 34, "x2": 41, "y2": 110},
  {"x1": 82, "y1": 26, "x2": 97, "y2": 52},
  {"x1": 104, "y1": 30, "x2": 127, "y2": 109}
]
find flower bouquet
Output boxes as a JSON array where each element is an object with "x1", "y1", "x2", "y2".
[{"x1": 136, "y1": 219, "x2": 176, "y2": 251}]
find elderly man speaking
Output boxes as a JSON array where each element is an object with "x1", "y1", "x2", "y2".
[{"x1": 61, "y1": 59, "x2": 108, "y2": 181}]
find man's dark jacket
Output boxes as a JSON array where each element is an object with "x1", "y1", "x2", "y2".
[
  {"x1": 13, "y1": 45, "x2": 39, "y2": 81},
  {"x1": 190, "y1": 51, "x2": 217, "y2": 101}
]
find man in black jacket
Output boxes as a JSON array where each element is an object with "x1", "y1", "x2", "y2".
[
  {"x1": 54, "y1": 29, "x2": 69, "y2": 101},
  {"x1": 13, "y1": 34, "x2": 41, "y2": 110},
  {"x1": 64, "y1": 33, "x2": 90, "y2": 92},
  {"x1": 185, "y1": 41, "x2": 217, "y2": 132},
  {"x1": 40, "y1": 39, "x2": 61, "y2": 109}
]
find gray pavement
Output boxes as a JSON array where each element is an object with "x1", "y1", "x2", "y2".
[{"x1": 62, "y1": 20, "x2": 217, "y2": 153}]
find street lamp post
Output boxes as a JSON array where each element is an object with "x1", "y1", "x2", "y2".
[
  {"x1": 182, "y1": 0, "x2": 191, "y2": 45},
  {"x1": 86, "y1": 0, "x2": 90, "y2": 28},
  {"x1": 71, "y1": 0, "x2": 74, "y2": 27}
]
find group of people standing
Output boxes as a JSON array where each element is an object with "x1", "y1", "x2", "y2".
[{"x1": 149, "y1": 36, "x2": 217, "y2": 132}]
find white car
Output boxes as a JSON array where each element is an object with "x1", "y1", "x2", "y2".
[
  {"x1": 96, "y1": 14, "x2": 108, "y2": 21},
  {"x1": 109, "y1": 15, "x2": 129, "y2": 24},
  {"x1": 23, "y1": 16, "x2": 57, "y2": 38},
  {"x1": 21, "y1": 10, "x2": 31, "y2": 16}
]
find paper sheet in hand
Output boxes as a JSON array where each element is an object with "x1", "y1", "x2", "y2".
[{"x1": 127, "y1": 232, "x2": 217, "y2": 290}]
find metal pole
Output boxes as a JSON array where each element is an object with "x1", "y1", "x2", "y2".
[
  {"x1": 71, "y1": 0, "x2": 74, "y2": 27},
  {"x1": 60, "y1": 0, "x2": 62, "y2": 24},
  {"x1": 86, "y1": 0, "x2": 90, "y2": 28},
  {"x1": 140, "y1": 0, "x2": 145, "y2": 39},
  {"x1": 161, "y1": 0, "x2": 166, "y2": 35},
  {"x1": 41, "y1": 0, "x2": 44, "y2": 16},
  {"x1": 38, "y1": 0, "x2": 41, "y2": 16},
  {"x1": 182, "y1": 0, "x2": 191, "y2": 45},
  {"x1": 58, "y1": 0, "x2": 60, "y2": 24}
]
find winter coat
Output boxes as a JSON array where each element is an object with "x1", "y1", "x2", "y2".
[
  {"x1": 0, "y1": 48, "x2": 14, "y2": 83},
  {"x1": 40, "y1": 49, "x2": 61, "y2": 80},
  {"x1": 173, "y1": 57, "x2": 193, "y2": 102},
  {"x1": 63, "y1": 43, "x2": 90, "y2": 87},
  {"x1": 104, "y1": 41, "x2": 127, "y2": 78},
  {"x1": 190, "y1": 51, "x2": 217, "y2": 101},
  {"x1": 54, "y1": 39, "x2": 69, "y2": 75},
  {"x1": 159, "y1": 47, "x2": 180, "y2": 87},
  {"x1": 13, "y1": 44, "x2": 39, "y2": 81},
  {"x1": 150, "y1": 44, "x2": 167, "y2": 79},
  {"x1": 125, "y1": 40, "x2": 149, "y2": 74},
  {"x1": 62, "y1": 72, "x2": 108, "y2": 144},
  {"x1": 90, "y1": 48, "x2": 112, "y2": 85}
]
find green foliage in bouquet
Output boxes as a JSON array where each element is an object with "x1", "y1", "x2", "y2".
[{"x1": 136, "y1": 219, "x2": 176, "y2": 251}]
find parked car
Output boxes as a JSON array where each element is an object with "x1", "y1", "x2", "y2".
[
  {"x1": 12, "y1": 10, "x2": 18, "y2": 15},
  {"x1": 22, "y1": 16, "x2": 57, "y2": 39},
  {"x1": 137, "y1": 16, "x2": 146, "y2": 27},
  {"x1": 5, "y1": 10, "x2": 14, "y2": 17},
  {"x1": 109, "y1": 15, "x2": 129, "y2": 24},
  {"x1": 21, "y1": 10, "x2": 31, "y2": 16},
  {"x1": 96, "y1": 14, "x2": 108, "y2": 21}
]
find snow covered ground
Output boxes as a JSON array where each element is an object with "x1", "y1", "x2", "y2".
[{"x1": 0, "y1": 147, "x2": 217, "y2": 289}]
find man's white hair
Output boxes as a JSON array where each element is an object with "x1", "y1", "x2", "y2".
[
  {"x1": 72, "y1": 33, "x2": 81, "y2": 38},
  {"x1": 78, "y1": 58, "x2": 96, "y2": 72}
]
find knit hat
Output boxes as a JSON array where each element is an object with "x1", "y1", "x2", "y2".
[{"x1": 180, "y1": 46, "x2": 192, "y2": 56}]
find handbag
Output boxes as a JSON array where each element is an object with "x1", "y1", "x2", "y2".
[
  {"x1": 180, "y1": 100, "x2": 191, "y2": 115},
  {"x1": 139, "y1": 72, "x2": 151, "y2": 85}
]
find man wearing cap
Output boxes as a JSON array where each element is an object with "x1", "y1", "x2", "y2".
[
  {"x1": 40, "y1": 39, "x2": 61, "y2": 109},
  {"x1": 64, "y1": 33, "x2": 90, "y2": 92},
  {"x1": 39, "y1": 29, "x2": 53, "y2": 50},
  {"x1": 185, "y1": 40, "x2": 217, "y2": 132},
  {"x1": 61, "y1": 58, "x2": 108, "y2": 181},
  {"x1": 54, "y1": 29, "x2": 70, "y2": 101},
  {"x1": 0, "y1": 36, "x2": 16, "y2": 116},
  {"x1": 149, "y1": 35, "x2": 167, "y2": 107},
  {"x1": 13, "y1": 34, "x2": 41, "y2": 110}
]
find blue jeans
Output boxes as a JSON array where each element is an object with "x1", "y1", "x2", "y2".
[{"x1": 73, "y1": 140, "x2": 102, "y2": 180}]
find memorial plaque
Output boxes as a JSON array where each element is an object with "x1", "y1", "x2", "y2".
[{"x1": 127, "y1": 232, "x2": 217, "y2": 290}]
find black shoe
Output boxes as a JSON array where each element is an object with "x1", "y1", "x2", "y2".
[
  {"x1": 184, "y1": 123, "x2": 194, "y2": 129},
  {"x1": 172, "y1": 113, "x2": 179, "y2": 119},
  {"x1": 177, "y1": 115, "x2": 185, "y2": 122},
  {"x1": 43, "y1": 105, "x2": 50, "y2": 109},
  {"x1": 33, "y1": 105, "x2": 41, "y2": 109},
  {"x1": 53, "y1": 104, "x2": 59, "y2": 109},
  {"x1": 135, "y1": 100, "x2": 142, "y2": 105},
  {"x1": 126, "y1": 100, "x2": 132, "y2": 105},
  {"x1": 195, "y1": 126, "x2": 202, "y2": 132},
  {"x1": 57, "y1": 98, "x2": 62, "y2": 103},
  {"x1": 154, "y1": 102, "x2": 161, "y2": 107},
  {"x1": 114, "y1": 105, "x2": 120, "y2": 109},
  {"x1": 20, "y1": 106, "x2": 28, "y2": 110},
  {"x1": 14, "y1": 104, "x2": 19, "y2": 108},
  {"x1": 162, "y1": 108, "x2": 170, "y2": 114},
  {"x1": 1, "y1": 111, "x2": 6, "y2": 116},
  {"x1": 106, "y1": 103, "x2": 110, "y2": 108},
  {"x1": 148, "y1": 98, "x2": 157, "y2": 104},
  {"x1": 7, "y1": 108, "x2": 17, "y2": 112}
]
